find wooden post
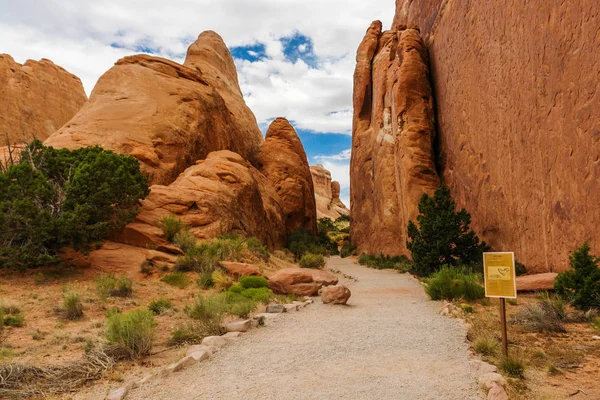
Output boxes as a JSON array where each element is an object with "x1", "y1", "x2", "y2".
[{"x1": 499, "y1": 298, "x2": 508, "y2": 357}]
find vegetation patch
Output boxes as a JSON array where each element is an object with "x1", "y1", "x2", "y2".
[
  {"x1": 62, "y1": 289, "x2": 84, "y2": 320},
  {"x1": 239, "y1": 276, "x2": 269, "y2": 289},
  {"x1": 106, "y1": 309, "x2": 156, "y2": 359},
  {"x1": 424, "y1": 266, "x2": 485, "y2": 301},
  {"x1": 95, "y1": 274, "x2": 133, "y2": 300},
  {"x1": 161, "y1": 272, "x2": 191, "y2": 289},
  {"x1": 358, "y1": 253, "x2": 413, "y2": 272},
  {"x1": 148, "y1": 297, "x2": 174, "y2": 315},
  {"x1": 554, "y1": 242, "x2": 600, "y2": 310},
  {"x1": 158, "y1": 214, "x2": 186, "y2": 243},
  {"x1": 299, "y1": 253, "x2": 326, "y2": 269},
  {"x1": 185, "y1": 294, "x2": 228, "y2": 336}
]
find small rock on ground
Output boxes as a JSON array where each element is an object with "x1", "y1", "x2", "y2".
[
  {"x1": 265, "y1": 304, "x2": 286, "y2": 313},
  {"x1": 201, "y1": 336, "x2": 227, "y2": 348},
  {"x1": 223, "y1": 320, "x2": 251, "y2": 332},
  {"x1": 106, "y1": 387, "x2": 127, "y2": 400}
]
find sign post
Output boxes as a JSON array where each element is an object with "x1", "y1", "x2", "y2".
[{"x1": 483, "y1": 252, "x2": 517, "y2": 357}]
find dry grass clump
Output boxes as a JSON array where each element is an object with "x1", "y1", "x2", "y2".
[
  {"x1": 106, "y1": 309, "x2": 156, "y2": 359},
  {"x1": 95, "y1": 274, "x2": 133, "y2": 300},
  {"x1": 62, "y1": 289, "x2": 84, "y2": 320},
  {"x1": 0, "y1": 345, "x2": 126, "y2": 399},
  {"x1": 499, "y1": 352, "x2": 527, "y2": 378},
  {"x1": 513, "y1": 292, "x2": 569, "y2": 333},
  {"x1": 473, "y1": 337, "x2": 500, "y2": 356}
]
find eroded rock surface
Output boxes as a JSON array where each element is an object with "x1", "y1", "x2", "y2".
[
  {"x1": 310, "y1": 164, "x2": 349, "y2": 220},
  {"x1": 113, "y1": 151, "x2": 286, "y2": 250},
  {"x1": 45, "y1": 31, "x2": 262, "y2": 186},
  {"x1": 268, "y1": 268, "x2": 338, "y2": 296},
  {"x1": 0, "y1": 55, "x2": 87, "y2": 145},
  {"x1": 393, "y1": 0, "x2": 600, "y2": 272},
  {"x1": 257, "y1": 118, "x2": 317, "y2": 235},
  {"x1": 350, "y1": 21, "x2": 440, "y2": 256}
]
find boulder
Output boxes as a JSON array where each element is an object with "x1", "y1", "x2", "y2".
[
  {"x1": 310, "y1": 164, "x2": 350, "y2": 220},
  {"x1": 516, "y1": 273, "x2": 558, "y2": 292},
  {"x1": 188, "y1": 350, "x2": 210, "y2": 362},
  {"x1": 350, "y1": 22, "x2": 440, "y2": 257},
  {"x1": 268, "y1": 268, "x2": 338, "y2": 296},
  {"x1": 221, "y1": 261, "x2": 263, "y2": 278},
  {"x1": 487, "y1": 384, "x2": 509, "y2": 400},
  {"x1": 392, "y1": 0, "x2": 600, "y2": 272},
  {"x1": 265, "y1": 304, "x2": 286, "y2": 313},
  {"x1": 45, "y1": 31, "x2": 263, "y2": 186},
  {"x1": 470, "y1": 360, "x2": 498, "y2": 376},
  {"x1": 478, "y1": 373, "x2": 507, "y2": 392},
  {"x1": 201, "y1": 336, "x2": 227, "y2": 349},
  {"x1": 0, "y1": 55, "x2": 87, "y2": 146},
  {"x1": 257, "y1": 118, "x2": 317, "y2": 235},
  {"x1": 112, "y1": 151, "x2": 286, "y2": 250},
  {"x1": 321, "y1": 285, "x2": 352, "y2": 305},
  {"x1": 222, "y1": 320, "x2": 251, "y2": 333}
]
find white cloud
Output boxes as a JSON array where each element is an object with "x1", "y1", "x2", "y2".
[
  {"x1": 313, "y1": 149, "x2": 351, "y2": 207},
  {"x1": 0, "y1": 0, "x2": 394, "y2": 134}
]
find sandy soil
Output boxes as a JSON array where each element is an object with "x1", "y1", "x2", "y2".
[{"x1": 125, "y1": 257, "x2": 481, "y2": 400}]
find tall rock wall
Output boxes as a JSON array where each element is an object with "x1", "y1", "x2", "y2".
[
  {"x1": 393, "y1": 0, "x2": 600, "y2": 272},
  {"x1": 0, "y1": 55, "x2": 87, "y2": 145},
  {"x1": 350, "y1": 21, "x2": 440, "y2": 256},
  {"x1": 45, "y1": 31, "x2": 263, "y2": 186},
  {"x1": 257, "y1": 118, "x2": 318, "y2": 235},
  {"x1": 310, "y1": 164, "x2": 349, "y2": 220}
]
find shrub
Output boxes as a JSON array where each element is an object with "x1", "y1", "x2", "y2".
[
  {"x1": 515, "y1": 262, "x2": 527, "y2": 276},
  {"x1": 340, "y1": 242, "x2": 356, "y2": 258},
  {"x1": 228, "y1": 284, "x2": 243, "y2": 294},
  {"x1": 358, "y1": 253, "x2": 412, "y2": 272},
  {"x1": 299, "y1": 253, "x2": 326, "y2": 269},
  {"x1": 239, "y1": 276, "x2": 269, "y2": 289},
  {"x1": 95, "y1": 273, "x2": 133, "y2": 300},
  {"x1": 212, "y1": 270, "x2": 233, "y2": 291},
  {"x1": 63, "y1": 289, "x2": 84, "y2": 320},
  {"x1": 473, "y1": 337, "x2": 500, "y2": 356},
  {"x1": 197, "y1": 270, "x2": 215, "y2": 289},
  {"x1": 406, "y1": 186, "x2": 488, "y2": 276},
  {"x1": 173, "y1": 230, "x2": 196, "y2": 252},
  {"x1": 176, "y1": 238, "x2": 244, "y2": 273},
  {"x1": 0, "y1": 141, "x2": 149, "y2": 269},
  {"x1": 158, "y1": 214, "x2": 186, "y2": 243},
  {"x1": 148, "y1": 297, "x2": 174, "y2": 315},
  {"x1": 424, "y1": 265, "x2": 485, "y2": 301},
  {"x1": 228, "y1": 299, "x2": 257, "y2": 318},
  {"x1": 140, "y1": 260, "x2": 153, "y2": 275},
  {"x1": 514, "y1": 293, "x2": 567, "y2": 333},
  {"x1": 106, "y1": 309, "x2": 156, "y2": 359},
  {"x1": 169, "y1": 322, "x2": 203, "y2": 346},
  {"x1": 161, "y1": 272, "x2": 191, "y2": 289},
  {"x1": 3, "y1": 312, "x2": 25, "y2": 327},
  {"x1": 499, "y1": 353, "x2": 527, "y2": 379},
  {"x1": 185, "y1": 294, "x2": 227, "y2": 336},
  {"x1": 241, "y1": 288, "x2": 273, "y2": 303},
  {"x1": 286, "y1": 227, "x2": 333, "y2": 260},
  {"x1": 246, "y1": 237, "x2": 270, "y2": 261},
  {"x1": 554, "y1": 242, "x2": 600, "y2": 310}
]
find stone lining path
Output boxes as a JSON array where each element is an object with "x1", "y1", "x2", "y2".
[{"x1": 127, "y1": 257, "x2": 481, "y2": 400}]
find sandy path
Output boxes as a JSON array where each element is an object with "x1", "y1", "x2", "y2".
[{"x1": 127, "y1": 257, "x2": 481, "y2": 400}]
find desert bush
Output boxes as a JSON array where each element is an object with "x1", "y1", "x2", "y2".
[
  {"x1": 95, "y1": 274, "x2": 133, "y2": 300},
  {"x1": 0, "y1": 141, "x2": 149, "y2": 269},
  {"x1": 197, "y1": 270, "x2": 215, "y2": 289},
  {"x1": 176, "y1": 237, "x2": 244, "y2": 273},
  {"x1": 211, "y1": 270, "x2": 233, "y2": 291},
  {"x1": 185, "y1": 294, "x2": 228, "y2": 336},
  {"x1": 3, "y1": 312, "x2": 25, "y2": 327},
  {"x1": 161, "y1": 272, "x2": 191, "y2": 289},
  {"x1": 169, "y1": 322, "x2": 203, "y2": 346},
  {"x1": 340, "y1": 241, "x2": 357, "y2": 258},
  {"x1": 515, "y1": 262, "x2": 527, "y2": 276},
  {"x1": 554, "y1": 242, "x2": 600, "y2": 310},
  {"x1": 286, "y1": 227, "x2": 331, "y2": 260},
  {"x1": 148, "y1": 297, "x2": 174, "y2": 315},
  {"x1": 499, "y1": 353, "x2": 527, "y2": 379},
  {"x1": 246, "y1": 237, "x2": 270, "y2": 261},
  {"x1": 299, "y1": 253, "x2": 326, "y2": 269},
  {"x1": 106, "y1": 309, "x2": 156, "y2": 359},
  {"x1": 239, "y1": 276, "x2": 269, "y2": 289},
  {"x1": 158, "y1": 214, "x2": 186, "y2": 243},
  {"x1": 241, "y1": 288, "x2": 273, "y2": 303},
  {"x1": 406, "y1": 186, "x2": 488, "y2": 277},
  {"x1": 140, "y1": 260, "x2": 153, "y2": 275},
  {"x1": 229, "y1": 300, "x2": 256, "y2": 318},
  {"x1": 473, "y1": 337, "x2": 500, "y2": 356},
  {"x1": 63, "y1": 289, "x2": 84, "y2": 320},
  {"x1": 514, "y1": 293, "x2": 567, "y2": 333},
  {"x1": 173, "y1": 230, "x2": 196, "y2": 252},
  {"x1": 358, "y1": 253, "x2": 413, "y2": 272},
  {"x1": 424, "y1": 266, "x2": 485, "y2": 301}
]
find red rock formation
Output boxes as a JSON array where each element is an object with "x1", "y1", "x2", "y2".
[
  {"x1": 45, "y1": 31, "x2": 262, "y2": 186},
  {"x1": 350, "y1": 21, "x2": 440, "y2": 256},
  {"x1": 113, "y1": 150, "x2": 286, "y2": 250},
  {"x1": 268, "y1": 268, "x2": 338, "y2": 296},
  {"x1": 257, "y1": 118, "x2": 317, "y2": 235},
  {"x1": 310, "y1": 164, "x2": 349, "y2": 220},
  {"x1": 0, "y1": 55, "x2": 87, "y2": 145},
  {"x1": 392, "y1": 0, "x2": 600, "y2": 272}
]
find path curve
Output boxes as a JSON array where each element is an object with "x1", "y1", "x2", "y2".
[{"x1": 128, "y1": 257, "x2": 481, "y2": 400}]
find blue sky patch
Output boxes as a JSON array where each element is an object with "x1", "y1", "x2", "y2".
[
  {"x1": 230, "y1": 43, "x2": 268, "y2": 62},
  {"x1": 280, "y1": 32, "x2": 317, "y2": 67}
]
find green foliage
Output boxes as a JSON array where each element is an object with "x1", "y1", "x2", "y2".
[
  {"x1": 246, "y1": 237, "x2": 270, "y2": 261},
  {"x1": 358, "y1": 253, "x2": 413, "y2": 272},
  {"x1": 140, "y1": 259, "x2": 153, "y2": 275},
  {"x1": 406, "y1": 186, "x2": 488, "y2": 276},
  {"x1": 148, "y1": 297, "x2": 174, "y2": 315},
  {"x1": 515, "y1": 262, "x2": 527, "y2": 276},
  {"x1": 228, "y1": 298, "x2": 257, "y2": 318},
  {"x1": 158, "y1": 214, "x2": 186, "y2": 243},
  {"x1": 424, "y1": 265, "x2": 485, "y2": 301},
  {"x1": 240, "y1": 288, "x2": 273, "y2": 303},
  {"x1": 106, "y1": 309, "x2": 156, "y2": 359},
  {"x1": 62, "y1": 289, "x2": 84, "y2": 320},
  {"x1": 95, "y1": 273, "x2": 133, "y2": 300},
  {"x1": 0, "y1": 141, "x2": 149, "y2": 269},
  {"x1": 499, "y1": 353, "x2": 527, "y2": 379},
  {"x1": 473, "y1": 337, "x2": 500, "y2": 356},
  {"x1": 239, "y1": 276, "x2": 269, "y2": 289},
  {"x1": 299, "y1": 253, "x2": 326, "y2": 269},
  {"x1": 335, "y1": 215, "x2": 350, "y2": 223},
  {"x1": 3, "y1": 312, "x2": 25, "y2": 327},
  {"x1": 169, "y1": 322, "x2": 204, "y2": 346},
  {"x1": 515, "y1": 292, "x2": 568, "y2": 333},
  {"x1": 176, "y1": 237, "x2": 244, "y2": 273},
  {"x1": 185, "y1": 294, "x2": 228, "y2": 336},
  {"x1": 173, "y1": 230, "x2": 196, "y2": 252},
  {"x1": 161, "y1": 272, "x2": 191, "y2": 289},
  {"x1": 197, "y1": 270, "x2": 215, "y2": 289},
  {"x1": 554, "y1": 242, "x2": 600, "y2": 310},
  {"x1": 340, "y1": 241, "x2": 357, "y2": 258},
  {"x1": 285, "y1": 227, "x2": 336, "y2": 260}
]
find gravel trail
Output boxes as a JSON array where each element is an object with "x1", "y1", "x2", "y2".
[{"x1": 127, "y1": 257, "x2": 481, "y2": 400}]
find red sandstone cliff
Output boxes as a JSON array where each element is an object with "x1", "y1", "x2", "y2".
[
  {"x1": 0, "y1": 55, "x2": 87, "y2": 145},
  {"x1": 311, "y1": 164, "x2": 349, "y2": 220},
  {"x1": 350, "y1": 21, "x2": 440, "y2": 256}
]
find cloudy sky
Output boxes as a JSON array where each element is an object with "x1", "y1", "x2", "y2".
[{"x1": 0, "y1": 0, "x2": 395, "y2": 206}]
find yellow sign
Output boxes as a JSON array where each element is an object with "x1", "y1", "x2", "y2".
[{"x1": 483, "y1": 252, "x2": 516, "y2": 298}]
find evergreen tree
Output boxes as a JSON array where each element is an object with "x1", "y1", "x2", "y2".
[
  {"x1": 554, "y1": 242, "x2": 600, "y2": 310},
  {"x1": 406, "y1": 186, "x2": 487, "y2": 276}
]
